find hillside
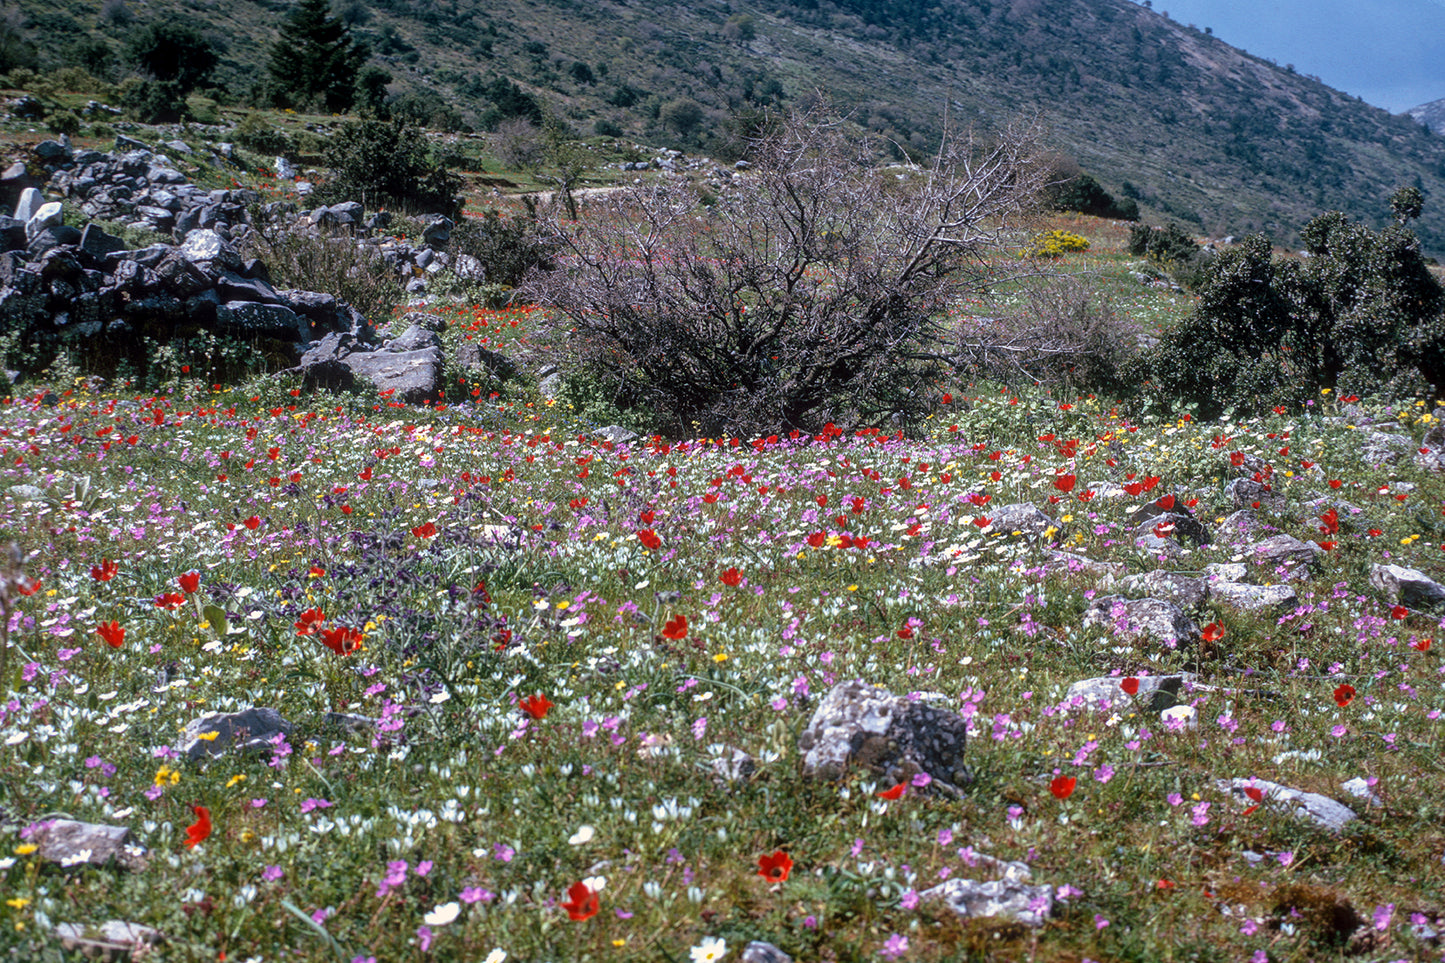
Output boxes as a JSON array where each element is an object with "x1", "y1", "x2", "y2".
[
  {"x1": 1410, "y1": 96, "x2": 1445, "y2": 137},
  {"x1": 9, "y1": 0, "x2": 1445, "y2": 251}
]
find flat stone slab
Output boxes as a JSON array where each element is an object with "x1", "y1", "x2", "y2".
[
  {"x1": 920, "y1": 878, "x2": 1054, "y2": 927},
  {"x1": 1082, "y1": 595, "x2": 1201, "y2": 650},
  {"x1": 30, "y1": 819, "x2": 144, "y2": 870},
  {"x1": 1209, "y1": 581, "x2": 1297, "y2": 614},
  {"x1": 182, "y1": 706, "x2": 294, "y2": 761},
  {"x1": 1216, "y1": 777, "x2": 1356, "y2": 832},
  {"x1": 54, "y1": 920, "x2": 163, "y2": 961},
  {"x1": 1369, "y1": 562, "x2": 1445, "y2": 609},
  {"x1": 1066, "y1": 673, "x2": 1196, "y2": 713}
]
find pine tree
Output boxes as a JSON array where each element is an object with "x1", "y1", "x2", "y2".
[{"x1": 268, "y1": 0, "x2": 367, "y2": 112}]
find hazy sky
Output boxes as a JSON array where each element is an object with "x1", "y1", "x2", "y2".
[{"x1": 1133, "y1": 0, "x2": 1445, "y2": 112}]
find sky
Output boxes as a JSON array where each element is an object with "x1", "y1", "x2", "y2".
[{"x1": 1133, "y1": 0, "x2": 1445, "y2": 113}]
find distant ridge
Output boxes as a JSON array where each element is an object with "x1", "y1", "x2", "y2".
[{"x1": 10, "y1": 0, "x2": 1445, "y2": 252}]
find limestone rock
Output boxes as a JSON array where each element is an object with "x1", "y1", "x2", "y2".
[
  {"x1": 1216, "y1": 509, "x2": 1269, "y2": 544},
  {"x1": 741, "y1": 942, "x2": 792, "y2": 963},
  {"x1": 1246, "y1": 534, "x2": 1320, "y2": 581},
  {"x1": 29, "y1": 818, "x2": 144, "y2": 870},
  {"x1": 53, "y1": 920, "x2": 163, "y2": 961},
  {"x1": 1082, "y1": 595, "x2": 1201, "y2": 649},
  {"x1": 989, "y1": 502, "x2": 1060, "y2": 540},
  {"x1": 182, "y1": 706, "x2": 294, "y2": 761},
  {"x1": 1209, "y1": 581, "x2": 1297, "y2": 614},
  {"x1": 1119, "y1": 571, "x2": 1208, "y2": 609},
  {"x1": 1066, "y1": 673, "x2": 1194, "y2": 713},
  {"x1": 798, "y1": 680, "x2": 970, "y2": 795},
  {"x1": 1216, "y1": 777, "x2": 1356, "y2": 832},
  {"x1": 919, "y1": 878, "x2": 1054, "y2": 927},
  {"x1": 1226, "y1": 477, "x2": 1284, "y2": 512},
  {"x1": 1369, "y1": 562, "x2": 1445, "y2": 609}
]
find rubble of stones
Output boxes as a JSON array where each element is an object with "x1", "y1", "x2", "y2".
[{"x1": 0, "y1": 134, "x2": 507, "y2": 398}]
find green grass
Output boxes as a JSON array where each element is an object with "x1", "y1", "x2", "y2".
[{"x1": 2, "y1": 298, "x2": 1443, "y2": 960}]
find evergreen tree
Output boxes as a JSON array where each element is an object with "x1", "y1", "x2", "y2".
[{"x1": 268, "y1": 0, "x2": 367, "y2": 112}]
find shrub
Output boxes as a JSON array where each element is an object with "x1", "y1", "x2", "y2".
[
  {"x1": 1023, "y1": 229, "x2": 1090, "y2": 258},
  {"x1": 448, "y1": 207, "x2": 555, "y2": 290},
  {"x1": 240, "y1": 223, "x2": 404, "y2": 327},
  {"x1": 1140, "y1": 210, "x2": 1445, "y2": 417},
  {"x1": 522, "y1": 106, "x2": 1049, "y2": 437},
  {"x1": 956, "y1": 277, "x2": 1137, "y2": 394},
  {"x1": 1047, "y1": 172, "x2": 1138, "y2": 220},
  {"x1": 313, "y1": 119, "x2": 461, "y2": 216},
  {"x1": 233, "y1": 113, "x2": 295, "y2": 157}
]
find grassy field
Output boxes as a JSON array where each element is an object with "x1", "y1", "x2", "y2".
[{"x1": 2, "y1": 251, "x2": 1444, "y2": 961}]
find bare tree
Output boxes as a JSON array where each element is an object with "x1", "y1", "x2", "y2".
[{"x1": 522, "y1": 107, "x2": 1050, "y2": 437}]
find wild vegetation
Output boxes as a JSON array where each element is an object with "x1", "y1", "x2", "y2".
[{"x1": 2, "y1": 4, "x2": 1445, "y2": 959}]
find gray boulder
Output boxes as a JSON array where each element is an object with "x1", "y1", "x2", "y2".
[
  {"x1": 13, "y1": 186, "x2": 43, "y2": 222},
  {"x1": 1083, "y1": 595, "x2": 1201, "y2": 649},
  {"x1": 1066, "y1": 673, "x2": 1195, "y2": 713},
  {"x1": 920, "y1": 878, "x2": 1054, "y2": 927},
  {"x1": 29, "y1": 818, "x2": 145, "y2": 870},
  {"x1": 54, "y1": 919, "x2": 163, "y2": 959},
  {"x1": 798, "y1": 680, "x2": 970, "y2": 795},
  {"x1": 182, "y1": 706, "x2": 295, "y2": 761},
  {"x1": 988, "y1": 502, "x2": 1060, "y2": 539},
  {"x1": 741, "y1": 942, "x2": 792, "y2": 963},
  {"x1": 1246, "y1": 534, "x2": 1319, "y2": 580},
  {"x1": 1225, "y1": 477, "x2": 1284, "y2": 512},
  {"x1": 1369, "y1": 562, "x2": 1445, "y2": 609},
  {"x1": 216, "y1": 301, "x2": 307, "y2": 340},
  {"x1": 1119, "y1": 571, "x2": 1208, "y2": 609},
  {"x1": 344, "y1": 346, "x2": 444, "y2": 404},
  {"x1": 1215, "y1": 777, "x2": 1355, "y2": 832},
  {"x1": 1209, "y1": 581, "x2": 1297, "y2": 615}
]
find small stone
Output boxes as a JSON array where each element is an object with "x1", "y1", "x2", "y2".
[
  {"x1": 1160, "y1": 704, "x2": 1197, "y2": 729},
  {"x1": 181, "y1": 706, "x2": 294, "y2": 761},
  {"x1": 1066, "y1": 674, "x2": 1195, "y2": 713},
  {"x1": 54, "y1": 919, "x2": 163, "y2": 961},
  {"x1": 30, "y1": 819, "x2": 144, "y2": 870},
  {"x1": 1340, "y1": 777, "x2": 1383, "y2": 808},
  {"x1": 1209, "y1": 581, "x2": 1297, "y2": 614},
  {"x1": 711, "y1": 746, "x2": 756, "y2": 783},
  {"x1": 919, "y1": 878, "x2": 1054, "y2": 927},
  {"x1": 1369, "y1": 562, "x2": 1445, "y2": 610},
  {"x1": 741, "y1": 941, "x2": 792, "y2": 963},
  {"x1": 1215, "y1": 777, "x2": 1356, "y2": 832}
]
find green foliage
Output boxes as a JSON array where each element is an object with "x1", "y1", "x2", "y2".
[
  {"x1": 313, "y1": 118, "x2": 461, "y2": 216},
  {"x1": 240, "y1": 222, "x2": 404, "y2": 326},
  {"x1": 478, "y1": 77, "x2": 543, "y2": 130},
  {"x1": 449, "y1": 207, "x2": 555, "y2": 290},
  {"x1": 233, "y1": 113, "x2": 296, "y2": 157},
  {"x1": 118, "y1": 77, "x2": 188, "y2": 124},
  {"x1": 1140, "y1": 211, "x2": 1445, "y2": 417},
  {"x1": 126, "y1": 20, "x2": 217, "y2": 93},
  {"x1": 1047, "y1": 172, "x2": 1138, "y2": 220},
  {"x1": 267, "y1": 0, "x2": 368, "y2": 112},
  {"x1": 1391, "y1": 185, "x2": 1424, "y2": 225}
]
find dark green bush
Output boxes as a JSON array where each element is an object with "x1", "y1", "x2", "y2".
[
  {"x1": 1140, "y1": 212, "x2": 1445, "y2": 417},
  {"x1": 314, "y1": 119, "x2": 461, "y2": 216},
  {"x1": 1048, "y1": 172, "x2": 1138, "y2": 220},
  {"x1": 449, "y1": 207, "x2": 555, "y2": 290},
  {"x1": 240, "y1": 224, "x2": 404, "y2": 327}
]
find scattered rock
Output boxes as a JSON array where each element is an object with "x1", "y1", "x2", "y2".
[
  {"x1": 1369, "y1": 562, "x2": 1445, "y2": 609},
  {"x1": 1216, "y1": 777, "x2": 1356, "y2": 832},
  {"x1": 1209, "y1": 581, "x2": 1297, "y2": 615},
  {"x1": 1066, "y1": 673, "x2": 1194, "y2": 713},
  {"x1": 53, "y1": 919, "x2": 163, "y2": 961},
  {"x1": 1202, "y1": 561, "x2": 1249, "y2": 582},
  {"x1": 1358, "y1": 429, "x2": 1414, "y2": 465},
  {"x1": 1119, "y1": 571, "x2": 1208, "y2": 609},
  {"x1": 28, "y1": 818, "x2": 145, "y2": 871},
  {"x1": 919, "y1": 878, "x2": 1054, "y2": 927},
  {"x1": 798, "y1": 680, "x2": 970, "y2": 795},
  {"x1": 595, "y1": 425, "x2": 639, "y2": 445},
  {"x1": 741, "y1": 942, "x2": 792, "y2": 963},
  {"x1": 1160, "y1": 704, "x2": 1197, "y2": 729},
  {"x1": 1246, "y1": 534, "x2": 1320, "y2": 581},
  {"x1": 181, "y1": 706, "x2": 294, "y2": 761},
  {"x1": 1082, "y1": 595, "x2": 1201, "y2": 650},
  {"x1": 1340, "y1": 777, "x2": 1383, "y2": 808},
  {"x1": 1226, "y1": 478, "x2": 1284, "y2": 512},
  {"x1": 988, "y1": 502, "x2": 1061, "y2": 540},
  {"x1": 1215, "y1": 510, "x2": 1269, "y2": 544}
]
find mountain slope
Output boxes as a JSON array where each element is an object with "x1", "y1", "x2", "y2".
[{"x1": 12, "y1": 0, "x2": 1445, "y2": 252}]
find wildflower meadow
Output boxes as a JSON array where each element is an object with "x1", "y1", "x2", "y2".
[{"x1": 2, "y1": 299, "x2": 1444, "y2": 962}]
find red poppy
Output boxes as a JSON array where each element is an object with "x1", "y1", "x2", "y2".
[
  {"x1": 1123, "y1": 482, "x2": 1144, "y2": 497},
  {"x1": 519, "y1": 694, "x2": 554, "y2": 719},
  {"x1": 308, "y1": 565, "x2": 326, "y2": 578},
  {"x1": 876, "y1": 783, "x2": 907, "y2": 800},
  {"x1": 1054, "y1": 474, "x2": 1076, "y2": 494},
  {"x1": 1201, "y1": 622, "x2": 1225, "y2": 643},
  {"x1": 1317, "y1": 541, "x2": 1337, "y2": 551},
  {"x1": 1049, "y1": 775, "x2": 1076, "y2": 800},
  {"x1": 1391, "y1": 605, "x2": 1409, "y2": 620},
  {"x1": 1121, "y1": 677, "x2": 1140, "y2": 696},
  {"x1": 560, "y1": 880, "x2": 599, "y2": 921},
  {"x1": 972, "y1": 516, "x2": 992, "y2": 528},
  {"x1": 96, "y1": 620, "x2": 124, "y2": 648},
  {"x1": 1412, "y1": 638, "x2": 1432, "y2": 652},
  {"x1": 243, "y1": 515, "x2": 261, "y2": 530},
  {"x1": 806, "y1": 532, "x2": 826, "y2": 548},
  {"x1": 662, "y1": 614, "x2": 688, "y2": 640},
  {"x1": 1318, "y1": 508, "x2": 1339, "y2": 536},
  {"x1": 14, "y1": 576, "x2": 40, "y2": 596},
  {"x1": 294, "y1": 607, "x2": 326, "y2": 636},
  {"x1": 155, "y1": 592, "x2": 186, "y2": 610},
  {"x1": 1229, "y1": 452, "x2": 1246, "y2": 467},
  {"x1": 1328, "y1": 479, "x2": 1342, "y2": 490},
  {"x1": 720, "y1": 567, "x2": 743, "y2": 587},
  {"x1": 412, "y1": 522, "x2": 437, "y2": 539},
  {"x1": 1333, "y1": 684, "x2": 1356, "y2": 708},
  {"x1": 91, "y1": 559, "x2": 118, "y2": 582},
  {"x1": 320, "y1": 625, "x2": 363, "y2": 655},
  {"x1": 184, "y1": 805, "x2": 211, "y2": 849},
  {"x1": 815, "y1": 495, "x2": 828, "y2": 507},
  {"x1": 1155, "y1": 493, "x2": 1176, "y2": 511},
  {"x1": 1156, "y1": 878, "x2": 1176, "y2": 891},
  {"x1": 637, "y1": 529, "x2": 661, "y2": 550},
  {"x1": 757, "y1": 850, "x2": 793, "y2": 882},
  {"x1": 178, "y1": 571, "x2": 200, "y2": 594}
]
